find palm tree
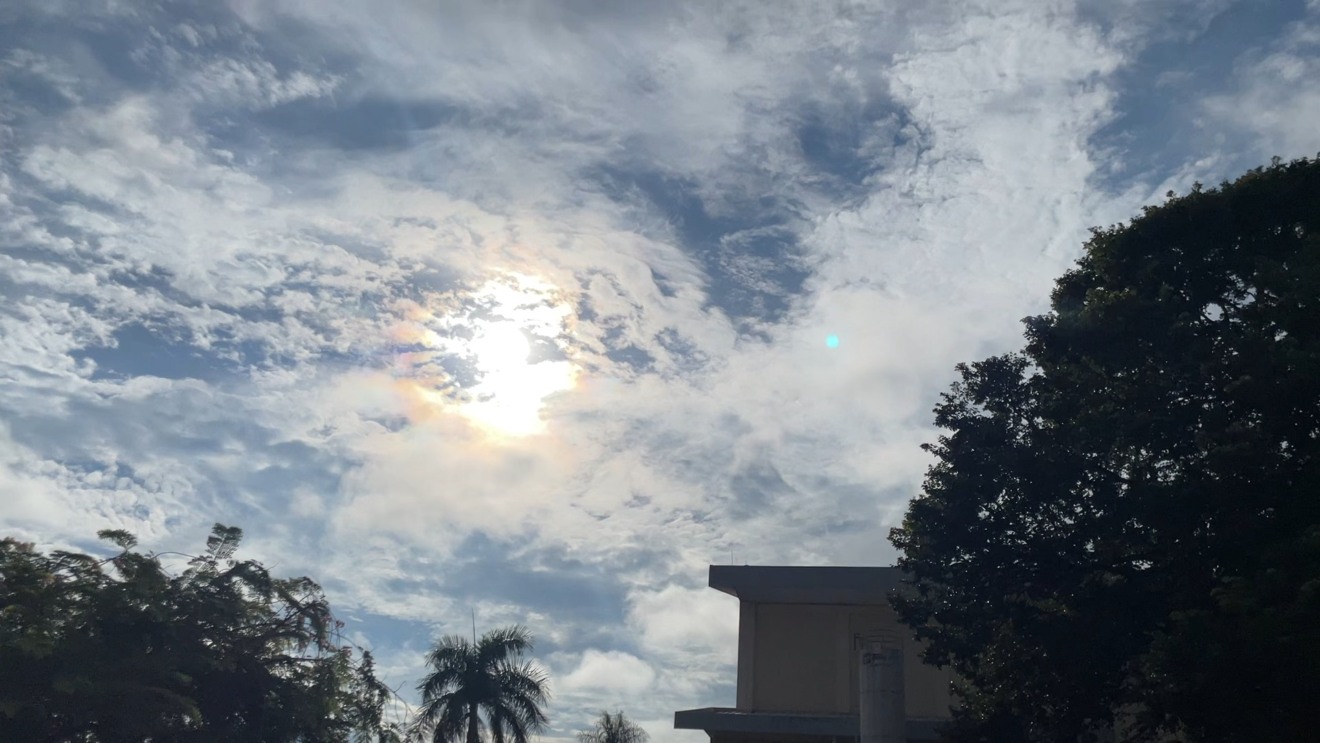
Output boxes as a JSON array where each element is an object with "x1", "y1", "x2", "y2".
[
  {"x1": 413, "y1": 625, "x2": 550, "y2": 743},
  {"x1": 576, "y1": 711, "x2": 649, "y2": 743}
]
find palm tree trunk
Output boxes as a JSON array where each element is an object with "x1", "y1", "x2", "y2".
[{"x1": 467, "y1": 702, "x2": 481, "y2": 743}]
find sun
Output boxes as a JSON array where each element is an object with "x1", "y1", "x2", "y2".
[
  {"x1": 462, "y1": 318, "x2": 574, "y2": 437},
  {"x1": 391, "y1": 274, "x2": 578, "y2": 438},
  {"x1": 471, "y1": 323, "x2": 531, "y2": 375}
]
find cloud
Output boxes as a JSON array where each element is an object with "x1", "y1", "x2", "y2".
[
  {"x1": 333, "y1": 410, "x2": 588, "y2": 553},
  {"x1": 627, "y1": 584, "x2": 738, "y2": 664},
  {"x1": 557, "y1": 649, "x2": 657, "y2": 698},
  {"x1": 2, "y1": 0, "x2": 1315, "y2": 740},
  {"x1": 0, "y1": 423, "x2": 66, "y2": 533},
  {"x1": 1202, "y1": 2, "x2": 1320, "y2": 162}
]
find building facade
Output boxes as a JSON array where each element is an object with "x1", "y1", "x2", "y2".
[{"x1": 674, "y1": 565, "x2": 956, "y2": 743}]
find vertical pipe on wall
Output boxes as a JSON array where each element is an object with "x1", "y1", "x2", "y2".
[{"x1": 858, "y1": 632, "x2": 904, "y2": 743}]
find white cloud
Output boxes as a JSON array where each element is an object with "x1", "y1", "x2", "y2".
[
  {"x1": 627, "y1": 585, "x2": 738, "y2": 665},
  {"x1": 1202, "y1": 4, "x2": 1320, "y2": 162},
  {"x1": 2, "y1": 0, "x2": 1310, "y2": 736},
  {"x1": 332, "y1": 409, "x2": 589, "y2": 553},
  {"x1": 185, "y1": 58, "x2": 340, "y2": 109},
  {"x1": 0, "y1": 423, "x2": 66, "y2": 532},
  {"x1": 556, "y1": 649, "x2": 657, "y2": 698}
]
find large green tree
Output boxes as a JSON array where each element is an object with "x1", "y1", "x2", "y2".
[
  {"x1": 412, "y1": 625, "x2": 549, "y2": 743},
  {"x1": 890, "y1": 157, "x2": 1320, "y2": 743},
  {"x1": 0, "y1": 524, "x2": 402, "y2": 742}
]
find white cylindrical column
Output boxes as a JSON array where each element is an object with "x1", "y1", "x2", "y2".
[{"x1": 859, "y1": 633, "x2": 904, "y2": 743}]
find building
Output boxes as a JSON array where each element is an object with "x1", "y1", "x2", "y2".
[{"x1": 673, "y1": 565, "x2": 955, "y2": 743}]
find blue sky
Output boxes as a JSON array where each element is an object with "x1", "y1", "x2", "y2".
[{"x1": 2, "y1": 0, "x2": 1318, "y2": 738}]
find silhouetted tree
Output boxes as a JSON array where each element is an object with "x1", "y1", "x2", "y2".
[
  {"x1": 0, "y1": 524, "x2": 402, "y2": 742},
  {"x1": 412, "y1": 625, "x2": 549, "y2": 743},
  {"x1": 891, "y1": 157, "x2": 1320, "y2": 743},
  {"x1": 577, "y1": 710, "x2": 649, "y2": 743}
]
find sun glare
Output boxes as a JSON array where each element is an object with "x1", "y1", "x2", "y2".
[
  {"x1": 471, "y1": 323, "x2": 531, "y2": 372},
  {"x1": 391, "y1": 274, "x2": 578, "y2": 438}
]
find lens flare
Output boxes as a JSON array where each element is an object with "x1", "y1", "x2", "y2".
[{"x1": 826, "y1": 334, "x2": 840, "y2": 348}]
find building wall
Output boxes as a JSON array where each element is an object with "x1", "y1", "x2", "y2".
[
  {"x1": 745, "y1": 602, "x2": 956, "y2": 720},
  {"x1": 751, "y1": 603, "x2": 845, "y2": 713}
]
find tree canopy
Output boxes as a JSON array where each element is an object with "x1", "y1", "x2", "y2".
[
  {"x1": 890, "y1": 157, "x2": 1320, "y2": 743},
  {"x1": 0, "y1": 524, "x2": 402, "y2": 742},
  {"x1": 412, "y1": 625, "x2": 550, "y2": 743},
  {"x1": 577, "y1": 710, "x2": 649, "y2": 743}
]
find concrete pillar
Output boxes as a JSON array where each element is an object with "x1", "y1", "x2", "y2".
[
  {"x1": 859, "y1": 633, "x2": 904, "y2": 743},
  {"x1": 736, "y1": 601, "x2": 756, "y2": 709}
]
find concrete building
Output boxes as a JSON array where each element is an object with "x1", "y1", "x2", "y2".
[{"x1": 674, "y1": 565, "x2": 955, "y2": 743}]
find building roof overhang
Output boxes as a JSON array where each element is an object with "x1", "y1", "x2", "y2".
[
  {"x1": 708, "y1": 565, "x2": 904, "y2": 605},
  {"x1": 673, "y1": 708, "x2": 946, "y2": 741}
]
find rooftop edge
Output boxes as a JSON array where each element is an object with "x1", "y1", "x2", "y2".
[{"x1": 707, "y1": 565, "x2": 905, "y2": 605}]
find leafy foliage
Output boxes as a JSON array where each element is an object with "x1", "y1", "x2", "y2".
[
  {"x1": 891, "y1": 157, "x2": 1320, "y2": 743},
  {"x1": 412, "y1": 625, "x2": 549, "y2": 743},
  {"x1": 577, "y1": 710, "x2": 649, "y2": 743},
  {"x1": 0, "y1": 523, "x2": 404, "y2": 742}
]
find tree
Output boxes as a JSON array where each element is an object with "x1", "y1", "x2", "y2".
[
  {"x1": 0, "y1": 524, "x2": 403, "y2": 742},
  {"x1": 412, "y1": 625, "x2": 549, "y2": 743},
  {"x1": 577, "y1": 711, "x2": 649, "y2": 743},
  {"x1": 890, "y1": 157, "x2": 1320, "y2": 743}
]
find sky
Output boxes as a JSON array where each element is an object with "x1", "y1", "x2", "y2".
[{"x1": 1, "y1": 0, "x2": 1318, "y2": 738}]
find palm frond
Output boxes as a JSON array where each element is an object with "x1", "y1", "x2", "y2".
[
  {"x1": 487, "y1": 701, "x2": 533, "y2": 743},
  {"x1": 420, "y1": 636, "x2": 477, "y2": 702},
  {"x1": 494, "y1": 661, "x2": 550, "y2": 711},
  {"x1": 420, "y1": 666, "x2": 469, "y2": 703},
  {"x1": 415, "y1": 694, "x2": 469, "y2": 743},
  {"x1": 426, "y1": 636, "x2": 475, "y2": 671},
  {"x1": 414, "y1": 691, "x2": 461, "y2": 728},
  {"x1": 476, "y1": 625, "x2": 534, "y2": 669}
]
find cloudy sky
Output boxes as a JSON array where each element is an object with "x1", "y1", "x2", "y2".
[{"x1": 2, "y1": 0, "x2": 1318, "y2": 738}]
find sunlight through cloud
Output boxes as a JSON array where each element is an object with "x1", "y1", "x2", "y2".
[{"x1": 390, "y1": 273, "x2": 579, "y2": 438}]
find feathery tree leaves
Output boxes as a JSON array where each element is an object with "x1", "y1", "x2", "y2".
[
  {"x1": 577, "y1": 710, "x2": 649, "y2": 743},
  {"x1": 891, "y1": 157, "x2": 1320, "y2": 743},
  {"x1": 0, "y1": 523, "x2": 404, "y2": 742},
  {"x1": 412, "y1": 625, "x2": 549, "y2": 743}
]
